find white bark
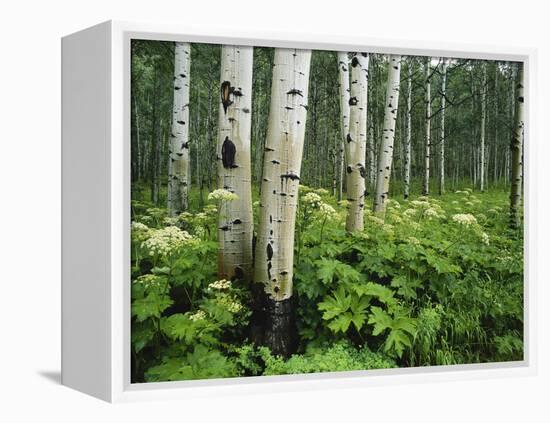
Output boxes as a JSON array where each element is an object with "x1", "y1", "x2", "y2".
[
  {"x1": 422, "y1": 58, "x2": 431, "y2": 196},
  {"x1": 510, "y1": 62, "x2": 524, "y2": 228},
  {"x1": 404, "y1": 61, "x2": 413, "y2": 199},
  {"x1": 254, "y1": 48, "x2": 312, "y2": 301},
  {"x1": 337, "y1": 52, "x2": 351, "y2": 202},
  {"x1": 216, "y1": 45, "x2": 254, "y2": 282},
  {"x1": 167, "y1": 42, "x2": 191, "y2": 216},
  {"x1": 480, "y1": 63, "x2": 487, "y2": 192},
  {"x1": 344, "y1": 53, "x2": 369, "y2": 232},
  {"x1": 373, "y1": 55, "x2": 401, "y2": 214},
  {"x1": 439, "y1": 58, "x2": 448, "y2": 195}
]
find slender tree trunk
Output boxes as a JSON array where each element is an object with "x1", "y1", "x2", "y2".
[
  {"x1": 510, "y1": 62, "x2": 524, "y2": 229},
  {"x1": 133, "y1": 96, "x2": 141, "y2": 182},
  {"x1": 404, "y1": 61, "x2": 413, "y2": 199},
  {"x1": 216, "y1": 45, "x2": 254, "y2": 282},
  {"x1": 439, "y1": 58, "x2": 448, "y2": 195},
  {"x1": 337, "y1": 52, "x2": 351, "y2": 202},
  {"x1": 253, "y1": 48, "x2": 311, "y2": 357},
  {"x1": 167, "y1": 42, "x2": 191, "y2": 215},
  {"x1": 344, "y1": 53, "x2": 369, "y2": 231},
  {"x1": 422, "y1": 58, "x2": 431, "y2": 196},
  {"x1": 480, "y1": 63, "x2": 487, "y2": 192},
  {"x1": 373, "y1": 55, "x2": 401, "y2": 215}
]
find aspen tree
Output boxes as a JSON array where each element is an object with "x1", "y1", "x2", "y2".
[
  {"x1": 423, "y1": 57, "x2": 432, "y2": 196},
  {"x1": 373, "y1": 55, "x2": 401, "y2": 215},
  {"x1": 510, "y1": 62, "x2": 524, "y2": 229},
  {"x1": 439, "y1": 58, "x2": 448, "y2": 195},
  {"x1": 344, "y1": 53, "x2": 369, "y2": 231},
  {"x1": 480, "y1": 62, "x2": 487, "y2": 192},
  {"x1": 404, "y1": 60, "x2": 413, "y2": 199},
  {"x1": 167, "y1": 42, "x2": 191, "y2": 215},
  {"x1": 216, "y1": 45, "x2": 254, "y2": 282},
  {"x1": 254, "y1": 48, "x2": 311, "y2": 356},
  {"x1": 337, "y1": 52, "x2": 351, "y2": 202}
]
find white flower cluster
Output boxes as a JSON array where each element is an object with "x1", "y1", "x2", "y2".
[
  {"x1": 208, "y1": 279, "x2": 232, "y2": 290},
  {"x1": 452, "y1": 213, "x2": 478, "y2": 226},
  {"x1": 318, "y1": 202, "x2": 337, "y2": 220},
  {"x1": 315, "y1": 188, "x2": 329, "y2": 196},
  {"x1": 163, "y1": 216, "x2": 179, "y2": 226},
  {"x1": 218, "y1": 295, "x2": 243, "y2": 313},
  {"x1": 403, "y1": 208, "x2": 417, "y2": 218},
  {"x1": 189, "y1": 310, "x2": 206, "y2": 322},
  {"x1": 386, "y1": 199, "x2": 401, "y2": 209},
  {"x1": 208, "y1": 189, "x2": 239, "y2": 202},
  {"x1": 131, "y1": 221, "x2": 151, "y2": 242},
  {"x1": 480, "y1": 232, "x2": 490, "y2": 246},
  {"x1": 133, "y1": 274, "x2": 162, "y2": 289},
  {"x1": 302, "y1": 192, "x2": 322, "y2": 206},
  {"x1": 142, "y1": 226, "x2": 193, "y2": 257},
  {"x1": 408, "y1": 236, "x2": 421, "y2": 246},
  {"x1": 367, "y1": 215, "x2": 385, "y2": 226}
]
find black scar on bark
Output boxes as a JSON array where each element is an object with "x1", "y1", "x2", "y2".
[
  {"x1": 179, "y1": 74, "x2": 186, "y2": 78},
  {"x1": 221, "y1": 81, "x2": 233, "y2": 113},
  {"x1": 181, "y1": 142, "x2": 189, "y2": 149},
  {"x1": 349, "y1": 97, "x2": 358, "y2": 106},
  {"x1": 242, "y1": 108, "x2": 250, "y2": 113},
  {"x1": 271, "y1": 160, "x2": 280, "y2": 165},
  {"x1": 266, "y1": 243, "x2": 273, "y2": 260},
  {"x1": 359, "y1": 165, "x2": 367, "y2": 178},
  {"x1": 221, "y1": 136, "x2": 236, "y2": 169},
  {"x1": 233, "y1": 219, "x2": 242, "y2": 225},
  {"x1": 177, "y1": 120, "x2": 186, "y2": 125},
  {"x1": 174, "y1": 86, "x2": 181, "y2": 90},
  {"x1": 361, "y1": 52, "x2": 368, "y2": 57},
  {"x1": 518, "y1": 96, "x2": 524, "y2": 103},
  {"x1": 286, "y1": 88, "x2": 303, "y2": 97},
  {"x1": 346, "y1": 165, "x2": 352, "y2": 174},
  {"x1": 280, "y1": 172, "x2": 300, "y2": 181},
  {"x1": 232, "y1": 89, "x2": 243, "y2": 97},
  {"x1": 219, "y1": 225, "x2": 230, "y2": 231},
  {"x1": 351, "y1": 56, "x2": 359, "y2": 67},
  {"x1": 346, "y1": 133, "x2": 353, "y2": 143}
]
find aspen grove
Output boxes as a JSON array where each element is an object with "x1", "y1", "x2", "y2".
[{"x1": 131, "y1": 40, "x2": 524, "y2": 383}]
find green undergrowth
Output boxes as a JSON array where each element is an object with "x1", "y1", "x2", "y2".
[{"x1": 130, "y1": 183, "x2": 523, "y2": 382}]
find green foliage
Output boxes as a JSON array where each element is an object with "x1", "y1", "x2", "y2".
[{"x1": 260, "y1": 341, "x2": 396, "y2": 376}]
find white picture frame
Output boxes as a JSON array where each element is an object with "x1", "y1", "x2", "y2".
[{"x1": 61, "y1": 20, "x2": 537, "y2": 403}]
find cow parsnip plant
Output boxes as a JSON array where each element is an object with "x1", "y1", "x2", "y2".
[{"x1": 130, "y1": 186, "x2": 523, "y2": 381}]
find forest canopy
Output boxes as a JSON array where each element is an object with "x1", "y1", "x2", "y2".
[{"x1": 130, "y1": 39, "x2": 524, "y2": 383}]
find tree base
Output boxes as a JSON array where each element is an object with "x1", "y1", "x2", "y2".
[{"x1": 249, "y1": 286, "x2": 296, "y2": 358}]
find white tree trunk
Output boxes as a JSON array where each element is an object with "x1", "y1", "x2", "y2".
[
  {"x1": 216, "y1": 45, "x2": 254, "y2": 282},
  {"x1": 422, "y1": 58, "x2": 431, "y2": 196},
  {"x1": 344, "y1": 53, "x2": 369, "y2": 231},
  {"x1": 404, "y1": 61, "x2": 413, "y2": 199},
  {"x1": 253, "y1": 48, "x2": 311, "y2": 356},
  {"x1": 438, "y1": 58, "x2": 448, "y2": 195},
  {"x1": 167, "y1": 42, "x2": 191, "y2": 216},
  {"x1": 254, "y1": 48, "x2": 311, "y2": 301},
  {"x1": 510, "y1": 62, "x2": 524, "y2": 228},
  {"x1": 480, "y1": 63, "x2": 487, "y2": 192},
  {"x1": 373, "y1": 55, "x2": 401, "y2": 215},
  {"x1": 337, "y1": 52, "x2": 351, "y2": 202}
]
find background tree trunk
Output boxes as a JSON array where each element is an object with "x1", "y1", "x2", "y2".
[
  {"x1": 337, "y1": 52, "x2": 350, "y2": 202},
  {"x1": 344, "y1": 53, "x2": 369, "y2": 231},
  {"x1": 480, "y1": 63, "x2": 487, "y2": 192},
  {"x1": 404, "y1": 60, "x2": 413, "y2": 199},
  {"x1": 422, "y1": 58, "x2": 431, "y2": 196},
  {"x1": 167, "y1": 42, "x2": 191, "y2": 215},
  {"x1": 510, "y1": 62, "x2": 524, "y2": 229},
  {"x1": 216, "y1": 45, "x2": 254, "y2": 282},
  {"x1": 438, "y1": 58, "x2": 447, "y2": 195},
  {"x1": 253, "y1": 48, "x2": 312, "y2": 357},
  {"x1": 373, "y1": 55, "x2": 401, "y2": 215}
]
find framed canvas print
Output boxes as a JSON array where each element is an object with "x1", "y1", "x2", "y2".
[{"x1": 61, "y1": 21, "x2": 536, "y2": 402}]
